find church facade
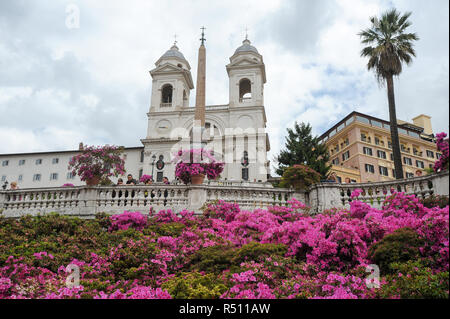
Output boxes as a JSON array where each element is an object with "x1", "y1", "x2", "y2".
[{"x1": 0, "y1": 37, "x2": 271, "y2": 189}]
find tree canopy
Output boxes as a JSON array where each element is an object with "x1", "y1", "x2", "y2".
[{"x1": 276, "y1": 122, "x2": 331, "y2": 178}]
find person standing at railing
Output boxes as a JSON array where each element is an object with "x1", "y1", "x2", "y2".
[
  {"x1": 10, "y1": 182, "x2": 18, "y2": 190},
  {"x1": 126, "y1": 174, "x2": 138, "y2": 185},
  {"x1": 163, "y1": 177, "x2": 170, "y2": 185}
]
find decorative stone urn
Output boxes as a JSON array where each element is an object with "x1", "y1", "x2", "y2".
[
  {"x1": 86, "y1": 176, "x2": 101, "y2": 186},
  {"x1": 191, "y1": 174, "x2": 205, "y2": 185}
]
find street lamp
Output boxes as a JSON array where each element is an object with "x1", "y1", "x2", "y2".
[{"x1": 151, "y1": 155, "x2": 156, "y2": 177}]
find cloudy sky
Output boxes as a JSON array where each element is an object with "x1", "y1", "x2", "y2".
[{"x1": 0, "y1": 0, "x2": 448, "y2": 170}]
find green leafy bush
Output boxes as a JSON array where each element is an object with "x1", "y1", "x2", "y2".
[
  {"x1": 368, "y1": 227, "x2": 424, "y2": 274},
  {"x1": 420, "y1": 195, "x2": 449, "y2": 209},
  {"x1": 279, "y1": 165, "x2": 321, "y2": 190},
  {"x1": 378, "y1": 261, "x2": 449, "y2": 299},
  {"x1": 161, "y1": 272, "x2": 228, "y2": 299}
]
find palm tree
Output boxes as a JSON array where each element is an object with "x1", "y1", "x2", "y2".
[{"x1": 359, "y1": 9, "x2": 419, "y2": 179}]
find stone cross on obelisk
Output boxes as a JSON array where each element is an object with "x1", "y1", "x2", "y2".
[{"x1": 192, "y1": 26, "x2": 207, "y2": 150}]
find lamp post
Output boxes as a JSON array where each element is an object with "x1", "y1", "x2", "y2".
[{"x1": 151, "y1": 155, "x2": 156, "y2": 177}]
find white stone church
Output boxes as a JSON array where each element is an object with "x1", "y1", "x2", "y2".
[{"x1": 0, "y1": 37, "x2": 271, "y2": 189}]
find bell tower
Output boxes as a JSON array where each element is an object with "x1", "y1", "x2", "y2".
[
  {"x1": 226, "y1": 37, "x2": 266, "y2": 108},
  {"x1": 149, "y1": 42, "x2": 194, "y2": 112}
]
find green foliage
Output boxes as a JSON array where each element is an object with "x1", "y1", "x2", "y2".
[
  {"x1": 368, "y1": 228, "x2": 424, "y2": 274},
  {"x1": 279, "y1": 165, "x2": 321, "y2": 190},
  {"x1": 420, "y1": 195, "x2": 449, "y2": 209},
  {"x1": 161, "y1": 272, "x2": 228, "y2": 299},
  {"x1": 276, "y1": 122, "x2": 331, "y2": 178},
  {"x1": 378, "y1": 261, "x2": 449, "y2": 299},
  {"x1": 188, "y1": 242, "x2": 288, "y2": 274},
  {"x1": 146, "y1": 222, "x2": 186, "y2": 237}
]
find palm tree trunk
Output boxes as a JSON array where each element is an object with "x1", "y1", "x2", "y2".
[{"x1": 386, "y1": 75, "x2": 404, "y2": 179}]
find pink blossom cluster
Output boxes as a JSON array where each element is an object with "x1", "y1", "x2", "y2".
[
  {"x1": 68, "y1": 145, "x2": 126, "y2": 181},
  {"x1": 173, "y1": 148, "x2": 224, "y2": 184},
  {"x1": 109, "y1": 211, "x2": 148, "y2": 232},
  {"x1": 434, "y1": 132, "x2": 449, "y2": 172}
]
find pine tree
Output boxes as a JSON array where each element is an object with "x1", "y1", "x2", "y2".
[{"x1": 276, "y1": 122, "x2": 331, "y2": 178}]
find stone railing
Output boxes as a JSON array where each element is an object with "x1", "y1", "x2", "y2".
[
  {"x1": 0, "y1": 172, "x2": 447, "y2": 218},
  {"x1": 0, "y1": 184, "x2": 300, "y2": 218},
  {"x1": 309, "y1": 171, "x2": 449, "y2": 213}
]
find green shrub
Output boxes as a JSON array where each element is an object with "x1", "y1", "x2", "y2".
[
  {"x1": 188, "y1": 242, "x2": 288, "y2": 274},
  {"x1": 420, "y1": 195, "x2": 449, "y2": 209},
  {"x1": 233, "y1": 242, "x2": 287, "y2": 264},
  {"x1": 368, "y1": 228, "x2": 424, "y2": 275},
  {"x1": 378, "y1": 261, "x2": 449, "y2": 299},
  {"x1": 279, "y1": 165, "x2": 321, "y2": 190},
  {"x1": 146, "y1": 222, "x2": 186, "y2": 237},
  {"x1": 161, "y1": 272, "x2": 228, "y2": 299}
]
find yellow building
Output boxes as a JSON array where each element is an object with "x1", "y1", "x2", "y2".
[{"x1": 319, "y1": 112, "x2": 440, "y2": 183}]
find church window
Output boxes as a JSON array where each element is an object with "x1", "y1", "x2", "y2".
[
  {"x1": 161, "y1": 84, "x2": 173, "y2": 106},
  {"x1": 239, "y1": 78, "x2": 252, "y2": 102}
]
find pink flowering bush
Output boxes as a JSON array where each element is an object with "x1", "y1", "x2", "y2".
[
  {"x1": 68, "y1": 145, "x2": 126, "y2": 182},
  {"x1": 173, "y1": 149, "x2": 224, "y2": 184},
  {"x1": 109, "y1": 211, "x2": 148, "y2": 232},
  {"x1": 434, "y1": 132, "x2": 449, "y2": 173},
  {"x1": 62, "y1": 183, "x2": 75, "y2": 187},
  {"x1": 0, "y1": 191, "x2": 448, "y2": 299}
]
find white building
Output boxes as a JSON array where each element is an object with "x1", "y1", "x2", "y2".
[{"x1": 0, "y1": 37, "x2": 270, "y2": 189}]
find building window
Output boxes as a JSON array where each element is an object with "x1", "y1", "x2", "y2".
[
  {"x1": 379, "y1": 166, "x2": 389, "y2": 176},
  {"x1": 356, "y1": 116, "x2": 370, "y2": 124},
  {"x1": 406, "y1": 172, "x2": 414, "y2": 179},
  {"x1": 1, "y1": 175, "x2": 6, "y2": 182},
  {"x1": 2, "y1": 160, "x2": 9, "y2": 167},
  {"x1": 52, "y1": 158, "x2": 59, "y2": 164},
  {"x1": 332, "y1": 158, "x2": 340, "y2": 165},
  {"x1": 426, "y1": 150, "x2": 435, "y2": 158},
  {"x1": 416, "y1": 160, "x2": 425, "y2": 169},
  {"x1": 363, "y1": 147, "x2": 373, "y2": 156},
  {"x1": 50, "y1": 173, "x2": 58, "y2": 181},
  {"x1": 140, "y1": 150, "x2": 144, "y2": 163},
  {"x1": 336, "y1": 176, "x2": 342, "y2": 183},
  {"x1": 342, "y1": 151, "x2": 350, "y2": 161},
  {"x1": 388, "y1": 141, "x2": 392, "y2": 149},
  {"x1": 365, "y1": 164, "x2": 375, "y2": 174},
  {"x1": 33, "y1": 174, "x2": 41, "y2": 182},
  {"x1": 361, "y1": 133, "x2": 370, "y2": 143},
  {"x1": 377, "y1": 150, "x2": 387, "y2": 159},
  {"x1": 139, "y1": 169, "x2": 143, "y2": 179},
  {"x1": 67, "y1": 172, "x2": 75, "y2": 180},
  {"x1": 36, "y1": 159, "x2": 42, "y2": 165},
  {"x1": 19, "y1": 159, "x2": 26, "y2": 166},
  {"x1": 390, "y1": 153, "x2": 394, "y2": 161},
  {"x1": 239, "y1": 78, "x2": 252, "y2": 102},
  {"x1": 403, "y1": 157, "x2": 412, "y2": 166},
  {"x1": 161, "y1": 84, "x2": 173, "y2": 106},
  {"x1": 18, "y1": 175, "x2": 23, "y2": 182},
  {"x1": 156, "y1": 171, "x2": 164, "y2": 182},
  {"x1": 400, "y1": 144, "x2": 410, "y2": 153},
  {"x1": 436, "y1": 153, "x2": 442, "y2": 159},
  {"x1": 242, "y1": 167, "x2": 249, "y2": 181}
]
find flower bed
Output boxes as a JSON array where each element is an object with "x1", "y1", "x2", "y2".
[{"x1": 0, "y1": 192, "x2": 448, "y2": 299}]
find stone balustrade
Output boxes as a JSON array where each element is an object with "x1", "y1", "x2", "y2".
[
  {"x1": 0, "y1": 172, "x2": 448, "y2": 218},
  {"x1": 309, "y1": 171, "x2": 449, "y2": 213},
  {"x1": 0, "y1": 183, "x2": 299, "y2": 218}
]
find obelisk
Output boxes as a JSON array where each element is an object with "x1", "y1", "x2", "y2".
[{"x1": 194, "y1": 27, "x2": 206, "y2": 128}]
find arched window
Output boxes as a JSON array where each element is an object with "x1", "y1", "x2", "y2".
[
  {"x1": 161, "y1": 84, "x2": 173, "y2": 106},
  {"x1": 239, "y1": 78, "x2": 251, "y2": 102}
]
